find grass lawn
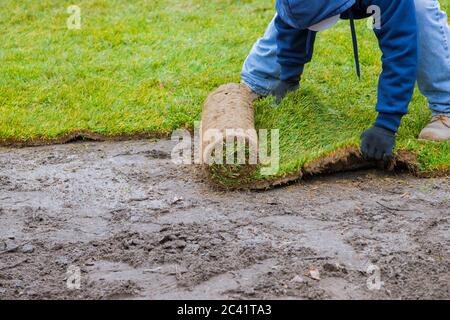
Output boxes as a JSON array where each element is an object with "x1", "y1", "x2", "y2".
[{"x1": 1, "y1": 0, "x2": 449, "y2": 186}]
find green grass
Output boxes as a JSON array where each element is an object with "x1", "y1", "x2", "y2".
[
  {"x1": 1, "y1": 0, "x2": 449, "y2": 185},
  {"x1": 1, "y1": 0, "x2": 271, "y2": 139}
]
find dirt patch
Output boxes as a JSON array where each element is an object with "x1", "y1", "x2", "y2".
[{"x1": 0, "y1": 139, "x2": 449, "y2": 299}]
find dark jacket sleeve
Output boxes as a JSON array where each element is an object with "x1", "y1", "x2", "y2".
[
  {"x1": 274, "y1": 14, "x2": 316, "y2": 81},
  {"x1": 369, "y1": 0, "x2": 418, "y2": 132}
]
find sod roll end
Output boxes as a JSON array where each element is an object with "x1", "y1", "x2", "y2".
[{"x1": 201, "y1": 83, "x2": 259, "y2": 187}]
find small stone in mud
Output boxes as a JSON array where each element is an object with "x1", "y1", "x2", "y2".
[
  {"x1": 184, "y1": 243, "x2": 200, "y2": 253},
  {"x1": 243, "y1": 288, "x2": 256, "y2": 296},
  {"x1": 52, "y1": 243, "x2": 64, "y2": 250},
  {"x1": 21, "y1": 244, "x2": 35, "y2": 254},
  {"x1": 291, "y1": 275, "x2": 305, "y2": 283},
  {"x1": 171, "y1": 196, "x2": 183, "y2": 205},
  {"x1": 27, "y1": 290, "x2": 37, "y2": 296},
  {"x1": 148, "y1": 200, "x2": 168, "y2": 210},
  {"x1": 122, "y1": 240, "x2": 132, "y2": 249},
  {"x1": 159, "y1": 234, "x2": 177, "y2": 244},
  {"x1": 143, "y1": 267, "x2": 162, "y2": 273},
  {"x1": 56, "y1": 256, "x2": 70, "y2": 266},
  {"x1": 307, "y1": 268, "x2": 321, "y2": 281},
  {"x1": 323, "y1": 262, "x2": 347, "y2": 273},
  {"x1": 131, "y1": 239, "x2": 141, "y2": 246},
  {"x1": 162, "y1": 240, "x2": 186, "y2": 250},
  {"x1": 13, "y1": 280, "x2": 24, "y2": 289}
]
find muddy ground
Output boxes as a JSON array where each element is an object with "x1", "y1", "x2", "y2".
[{"x1": 0, "y1": 139, "x2": 449, "y2": 300}]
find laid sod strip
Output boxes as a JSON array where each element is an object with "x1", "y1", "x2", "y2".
[
  {"x1": 1, "y1": 0, "x2": 272, "y2": 142},
  {"x1": 1, "y1": 1, "x2": 449, "y2": 187},
  {"x1": 209, "y1": 90, "x2": 450, "y2": 189}
]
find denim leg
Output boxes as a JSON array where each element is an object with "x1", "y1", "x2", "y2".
[
  {"x1": 415, "y1": 0, "x2": 450, "y2": 116},
  {"x1": 241, "y1": 14, "x2": 281, "y2": 96}
]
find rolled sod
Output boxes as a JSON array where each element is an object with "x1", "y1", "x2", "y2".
[{"x1": 201, "y1": 83, "x2": 259, "y2": 188}]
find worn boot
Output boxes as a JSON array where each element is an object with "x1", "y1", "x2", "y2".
[
  {"x1": 240, "y1": 83, "x2": 263, "y2": 102},
  {"x1": 418, "y1": 115, "x2": 450, "y2": 141}
]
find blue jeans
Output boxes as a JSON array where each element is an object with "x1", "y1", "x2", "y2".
[{"x1": 241, "y1": 0, "x2": 450, "y2": 116}]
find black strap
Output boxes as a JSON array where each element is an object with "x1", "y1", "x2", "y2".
[{"x1": 348, "y1": 9, "x2": 361, "y2": 78}]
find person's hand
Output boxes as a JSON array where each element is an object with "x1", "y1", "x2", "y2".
[
  {"x1": 271, "y1": 80, "x2": 299, "y2": 104},
  {"x1": 360, "y1": 126, "x2": 396, "y2": 163}
]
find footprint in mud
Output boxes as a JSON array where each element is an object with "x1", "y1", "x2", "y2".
[
  {"x1": 0, "y1": 175, "x2": 12, "y2": 187},
  {"x1": 144, "y1": 149, "x2": 170, "y2": 159},
  {"x1": 114, "y1": 149, "x2": 170, "y2": 159},
  {"x1": 376, "y1": 252, "x2": 450, "y2": 299},
  {"x1": 108, "y1": 208, "x2": 132, "y2": 222}
]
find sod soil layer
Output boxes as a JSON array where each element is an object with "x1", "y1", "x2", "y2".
[{"x1": 0, "y1": 139, "x2": 449, "y2": 299}]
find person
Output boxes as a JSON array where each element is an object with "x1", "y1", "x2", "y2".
[
  {"x1": 237, "y1": 0, "x2": 449, "y2": 162},
  {"x1": 414, "y1": 0, "x2": 450, "y2": 141}
]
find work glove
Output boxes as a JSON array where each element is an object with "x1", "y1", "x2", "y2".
[
  {"x1": 271, "y1": 79, "x2": 299, "y2": 104},
  {"x1": 360, "y1": 126, "x2": 396, "y2": 164}
]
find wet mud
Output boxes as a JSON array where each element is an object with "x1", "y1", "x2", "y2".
[{"x1": 0, "y1": 140, "x2": 448, "y2": 299}]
